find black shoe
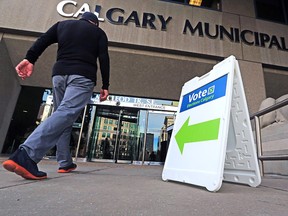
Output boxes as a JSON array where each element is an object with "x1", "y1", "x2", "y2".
[
  {"x1": 58, "y1": 163, "x2": 77, "y2": 173},
  {"x1": 2, "y1": 148, "x2": 47, "y2": 180}
]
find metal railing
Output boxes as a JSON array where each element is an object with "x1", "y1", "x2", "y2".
[{"x1": 250, "y1": 98, "x2": 288, "y2": 176}]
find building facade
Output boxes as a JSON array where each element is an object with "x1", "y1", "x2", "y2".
[{"x1": 1, "y1": 0, "x2": 288, "y2": 164}]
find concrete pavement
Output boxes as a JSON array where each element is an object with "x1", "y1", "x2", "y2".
[{"x1": 0, "y1": 157, "x2": 287, "y2": 216}]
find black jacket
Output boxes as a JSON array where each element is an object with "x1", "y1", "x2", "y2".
[{"x1": 25, "y1": 19, "x2": 110, "y2": 89}]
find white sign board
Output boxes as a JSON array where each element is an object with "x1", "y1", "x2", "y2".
[{"x1": 162, "y1": 56, "x2": 261, "y2": 192}]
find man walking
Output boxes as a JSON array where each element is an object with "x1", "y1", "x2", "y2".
[{"x1": 2, "y1": 12, "x2": 110, "y2": 180}]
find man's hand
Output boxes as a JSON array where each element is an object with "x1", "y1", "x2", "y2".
[
  {"x1": 100, "y1": 89, "x2": 109, "y2": 102},
  {"x1": 15, "y1": 59, "x2": 34, "y2": 80}
]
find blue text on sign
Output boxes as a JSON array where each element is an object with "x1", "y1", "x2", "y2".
[{"x1": 180, "y1": 74, "x2": 228, "y2": 113}]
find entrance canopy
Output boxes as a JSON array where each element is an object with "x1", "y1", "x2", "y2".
[{"x1": 2, "y1": 34, "x2": 217, "y2": 101}]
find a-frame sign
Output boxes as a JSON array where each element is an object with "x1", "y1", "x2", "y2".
[{"x1": 162, "y1": 56, "x2": 261, "y2": 192}]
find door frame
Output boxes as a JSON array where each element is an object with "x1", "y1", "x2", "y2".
[
  {"x1": 74, "y1": 105, "x2": 176, "y2": 164},
  {"x1": 77, "y1": 105, "x2": 139, "y2": 163}
]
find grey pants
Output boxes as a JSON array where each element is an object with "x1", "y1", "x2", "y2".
[{"x1": 21, "y1": 75, "x2": 94, "y2": 167}]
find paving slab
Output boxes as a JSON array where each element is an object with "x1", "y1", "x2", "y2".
[{"x1": 0, "y1": 157, "x2": 287, "y2": 216}]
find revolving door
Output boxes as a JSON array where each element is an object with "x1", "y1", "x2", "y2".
[{"x1": 86, "y1": 105, "x2": 139, "y2": 163}]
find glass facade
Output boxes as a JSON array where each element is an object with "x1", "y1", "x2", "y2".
[
  {"x1": 255, "y1": 0, "x2": 288, "y2": 24},
  {"x1": 161, "y1": 0, "x2": 221, "y2": 10},
  {"x1": 86, "y1": 106, "x2": 139, "y2": 162},
  {"x1": 3, "y1": 87, "x2": 177, "y2": 165},
  {"x1": 76, "y1": 94, "x2": 178, "y2": 164}
]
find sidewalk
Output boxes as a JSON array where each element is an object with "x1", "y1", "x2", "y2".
[{"x1": 0, "y1": 157, "x2": 287, "y2": 216}]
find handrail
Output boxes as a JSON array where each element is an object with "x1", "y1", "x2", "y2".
[
  {"x1": 250, "y1": 98, "x2": 288, "y2": 120},
  {"x1": 250, "y1": 97, "x2": 288, "y2": 176}
]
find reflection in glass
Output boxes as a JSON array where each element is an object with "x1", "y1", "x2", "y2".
[
  {"x1": 144, "y1": 111, "x2": 175, "y2": 163},
  {"x1": 84, "y1": 107, "x2": 176, "y2": 164},
  {"x1": 86, "y1": 106, "x2": 139, "y2": 162}
]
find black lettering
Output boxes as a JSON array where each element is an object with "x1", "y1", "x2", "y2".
[
  {"x1": 240, "y1": 30, "x2": 254, "y2": 45},
  {"x1": 280, "y1": 37, "x2": 288, "y2": 51},
  {"x1": 106, "y1": 8, "x2": 124, "y2": 25},
  {"x1": 254, "y1": 32, "x2": 260, "y2": 46},
  {"x1": 142, "y1": 13, "x2": 156, "y2": 29},
  {"x1": 234, "y1": 28, "x2": 240, "y2": 43},
  {"x1": 94, "y1": 5, "x2": 104, "y2": 22},
  {"x1": 183, "y1": 20, "x2": 204, "y2": 36},
  {"x1": 268, "y1": 35, "x2": 281, "y2": 49},
  {"x1": 158, "y1": 15, "x2": 172, "y2": 31},
  {"x1": 219, "y1": 26, "x2": 234, "y2": 41},
  {"x1": 204, "y1": 23, "x2": 219, "y2": 39},
  {"x1": 95, "y1": 5, "x2": 101, "y2": 15},
  {"x1": 259, "y1": 33, "x2": 270, "y2": 47},
  {"x1": 124, "y1": 11, "x2": 141, "y2": 27}
]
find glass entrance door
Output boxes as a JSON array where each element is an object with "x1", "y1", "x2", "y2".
[{"x1": 87, "y1": 106, "x2": 139, "y2": 163}]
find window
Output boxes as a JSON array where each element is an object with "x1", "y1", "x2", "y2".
[
  {"x1": 162, "y1": 0, "x2": 221, "y2": 10},
  {"x1": 190, "y1": 0, "x2": 202, "y2": 6},
  {"x1": 255, "y1": 0, "x2": 287, "y2": 24}
]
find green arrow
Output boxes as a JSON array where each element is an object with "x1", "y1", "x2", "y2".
[{"x1": 175, "y1": 117, "x2": 221, "y2": 154}]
